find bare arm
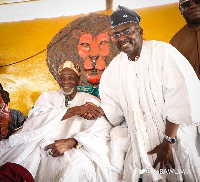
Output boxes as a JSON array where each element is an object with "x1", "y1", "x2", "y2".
[{"x1": 61, "y1": 106, "x2": 84, "y2": 120}]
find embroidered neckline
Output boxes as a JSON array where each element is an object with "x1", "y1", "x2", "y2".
[
  {"x1": 128, "y1": 56, "x2": 140, "y2": 62},
  {"x1": 65, "y1": 95, "x2": 73, "y2": 108}
]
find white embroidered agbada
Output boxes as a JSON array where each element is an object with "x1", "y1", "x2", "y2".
[
  {"x1": 99, "y1": 40, "x2": 200, "y2": 182},
  {"x1": 0, "y1": 91, "x2": 120, "y2": 182}
]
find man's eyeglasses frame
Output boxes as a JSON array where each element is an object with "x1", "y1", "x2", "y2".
[
  {"x1": 111, "y1": 27, "x2": 140, "y2": 41},
  {"x1": 179, "y1": 0, "x2": 200, "y2": 8}
]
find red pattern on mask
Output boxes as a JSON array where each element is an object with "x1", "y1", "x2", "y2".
[{"x1": 77, "y1": 32, "x2": 110, "y2": 84}]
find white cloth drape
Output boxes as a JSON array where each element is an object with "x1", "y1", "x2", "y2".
[{"x1": 0, "y1": 91, "x2": 120, "y2": 182}]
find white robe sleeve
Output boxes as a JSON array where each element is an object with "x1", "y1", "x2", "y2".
[
  {"x1": 74, "y1": 116, "x2": 121, "y2": 174},
  {"x1": 6, "y1": 91, "x2": 67, "y2": 146},
  {"x1": 99, "y1": 59, "x2": 125, "y2": 126},
  {"x1": 161, "y1": 43, "x2": 200, "y2": 125},
  {"x1": 110, "y1": 125, "x2": 130, "y2": 171}
]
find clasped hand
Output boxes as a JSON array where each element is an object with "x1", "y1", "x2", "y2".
[{"x1": 78, "y1": 102, "x2": 104, "y2": 120}]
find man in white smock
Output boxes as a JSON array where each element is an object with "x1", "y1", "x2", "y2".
[
  {"x1": 0, "y1": 61, "x2": 120, "y2": 182},
  {"x1": 98, "y1": 5, "x2": 200, "y2": 182}
]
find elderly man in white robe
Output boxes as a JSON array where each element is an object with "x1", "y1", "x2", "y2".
[
  {"x1": 0, "y1": 61, "x2": 120, "y2": 182},
  {"x1": 91, "y1": 5, "x2": 200, "y2": 182}
]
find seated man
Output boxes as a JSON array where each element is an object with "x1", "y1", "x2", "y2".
[
  {"x1": 0, "y1": 84, "x2": 26, "y2": 139},
  {"x1": 0, "y1": 61, "x2": 120, "y2": 182}
]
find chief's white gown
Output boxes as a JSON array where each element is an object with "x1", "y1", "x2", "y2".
[
  {"x1": 0, "y1": 91, "x2": 120, "y2": 182},
  {"x1": 99, "y1": 40, "x2": 200, "y2": 182}
]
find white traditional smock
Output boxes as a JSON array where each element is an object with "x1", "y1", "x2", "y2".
[
  {"x1": 99, "y1": 40, "x2": 200, "y2": 182},
  {"x1": 0, "y1": 91, "x2": 120, "y2": 182}
]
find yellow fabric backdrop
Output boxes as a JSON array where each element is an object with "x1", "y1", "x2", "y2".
[{"x1": 0, "y1": 3, "x2": 186, "y2": 115}]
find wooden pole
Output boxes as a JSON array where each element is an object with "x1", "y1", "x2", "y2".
[{"x1": 106, "y1": 0, "x2": 113, "y2": 10}]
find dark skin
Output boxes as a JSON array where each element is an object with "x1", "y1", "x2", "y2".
[
  {"x1": 45, "y1": 68, "x2": 103, "y2": 157},
  {"x1": 111, "y1": 22, "x2": 143, "y2": 61},
  {"x1": 180, "y1": 0, "x2": 200, "y2": 28}
]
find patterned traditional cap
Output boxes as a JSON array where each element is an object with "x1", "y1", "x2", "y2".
[
  {"x1": 58, "y1": 61, "x2": 81, "y2": 77},
  {"x1": 111, "y1": 5, "x2": 141, "y2": 28}
]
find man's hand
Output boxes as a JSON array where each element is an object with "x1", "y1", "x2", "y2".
[
  {"x1": 148, "y1": 120, "x2": 179, "y2": 171},
  {"x1": 62, "y1": 105, "x2": 87, "y2": 120},
  {"x1": 45, "y1": 138, "x2": 77, "y2": 157},
  {"x1": 79, "y1": 102, "x2": 105, "y2": 120},
  {"x1": 62, "y1": 102, "x2": 105, "y2": 121},
  {"x1": 147, "y1": 139, "x2": 175, "y2": 171}
]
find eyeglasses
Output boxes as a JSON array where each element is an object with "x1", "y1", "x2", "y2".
[
  {"x1": 180, "y1": 0, "x2": 200, "y2": 8},
  {"x1": 111, "y1": 28, "x2": 140, "y2": 41}
]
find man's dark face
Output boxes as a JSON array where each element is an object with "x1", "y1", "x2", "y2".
[
  {"x1": 111, "y1": 22, "x2": 143, "y2": 59},
  {"x1": 180, "y1": 0, "x2": 200, "y2": 26},
  {"x1": 57, "y1": 68, "x2": 80, "y2": 97}
]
